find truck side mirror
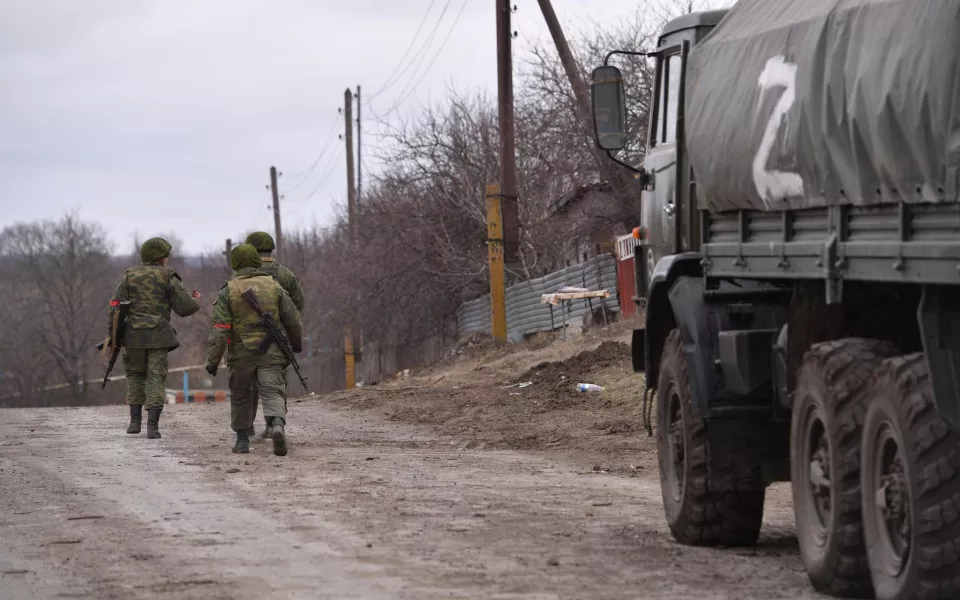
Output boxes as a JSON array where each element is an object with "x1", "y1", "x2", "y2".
[{"x1": 590, "y1": 65, "x2": 627, "y2": 151}]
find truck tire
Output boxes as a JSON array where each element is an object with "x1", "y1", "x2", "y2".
[
  {"x1": 861, "y1": 354, "x2": 960, "y2": 600},
  {"x1": 657, "y1": 328, "x2": 764, "y2": 546},
  {"x1": 791, "y1": 338, "x2": 898, "y2": 598}
]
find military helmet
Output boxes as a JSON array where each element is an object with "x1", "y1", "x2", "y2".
[
  {"x1": 230, "y1": 243, "x2": 263, "y2": 271},
  {"x1": 140, "y1": 237, "x2": 172, "y2": 264},
  {"x1": 245, "y1": 231, "x2": 275, "y2": 253}
]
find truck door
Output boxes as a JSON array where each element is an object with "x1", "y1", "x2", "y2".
[{"x1": 641, "y1": 48, "x2": 685, "y2": 285}]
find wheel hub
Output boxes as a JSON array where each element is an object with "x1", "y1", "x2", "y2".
[
  {"x1": 871, "y1": 426, "x2": 911, "y2": 576},
  {"x1": 665, "y1": 387, "x2": 685, "y2": 503},
  {"x1": 810, "y1": 442, "x2": 832, "y2": 520},
  {"x1": 802, "y1": 413, "x2": 832, "y2": 539}
]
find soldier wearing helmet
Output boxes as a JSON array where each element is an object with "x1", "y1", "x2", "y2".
[
  {"x1": 243, "y1": 232, "x2": 305, "y2": 439},
  {"x1": 107, "y1": 237, "x2": 202, "y2": 438},
  {"x1": 206, "y1": 244, "x2": 303, "y2": 456}
]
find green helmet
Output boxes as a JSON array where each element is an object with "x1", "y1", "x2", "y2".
[
  {"x1": 140, "y1": 237, "x2": 172, "y2": 264},
  {"x1": 230, "y1": 243, "x2": 263, "y2": 271},
  {"x1": 245, "y1": 231, "x2": 275, "y2": 253}
]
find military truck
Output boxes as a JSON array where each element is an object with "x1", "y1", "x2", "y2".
[{"x1": 589, "y1": 2, "x2": 960, "y2": 599}]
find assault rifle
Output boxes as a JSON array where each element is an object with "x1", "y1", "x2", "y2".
[
  {"x1": 97, "y1": 301, "x2": 131, "y2": 388},
  {"x1": 239, "y1": 288, "x2": 308, "y2": 392}
]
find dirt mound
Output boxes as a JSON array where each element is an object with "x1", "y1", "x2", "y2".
[{"x1": 518, "y1": 341, "x2": 631, "y2": 391}]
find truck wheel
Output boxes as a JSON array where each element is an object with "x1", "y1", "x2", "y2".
[
  {"x1": 791, "y1": 338, "x2": 898, "y2": 598},
  {"x1": 657, "y1": 328, "x2": 763, "y2": 546},
  {"x1": 861, "y1": 354, "x2": 960, "y2": 600}
]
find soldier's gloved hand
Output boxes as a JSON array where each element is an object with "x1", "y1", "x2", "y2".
[
  {"x1": 292, "y1": 345, "x2": 302, "y2": 354},
  {"x1": 205, "y1": 364, "x2": 218, "y2": 376}
]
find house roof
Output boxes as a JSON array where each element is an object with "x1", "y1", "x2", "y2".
[{"x1": 548, "y1": 182, "x2": 613, "y2": 216}]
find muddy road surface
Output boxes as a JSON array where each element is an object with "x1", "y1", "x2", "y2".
[{"x1": 0, "y1": 402, "x2": 823, "y2": 599}]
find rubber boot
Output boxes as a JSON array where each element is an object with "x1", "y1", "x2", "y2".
[
  {"x1": 126, "y1": 404, "x2": 142, "y2": 434},
  {"x1": 232, "y1": 430, "x2": 250, "y2": 454},
  {"x1": 146, "y1": 408, "x2": 162, "y2": 439},
  {"x1": 270, "y1": 417, "x2": 287, "y2": 457}
]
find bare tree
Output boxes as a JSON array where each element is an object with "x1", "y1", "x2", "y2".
[{"x1": 0, "y1": 213, "x2": 117, "y2": 404}]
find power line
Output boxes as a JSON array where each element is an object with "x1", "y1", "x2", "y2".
[
  {"x1": 397, "y1": 0, "x2": 469, "y2": 105},
  {"x1": 281, "y1": 119, "x2": 340, "y2": 189},
  {"x1": 370, "y1": 0, "x2": 468, "y2": 121},
  {"x1": 246, "y1": 187, "x2": 272, "y2": 233},
  {"x1": 364, "y1": 0, "x2": 453, "y2": 112},
  {"x1": 364, "y1": 0, "x2": 438, "y2": 104},
  {"x1": 286, "y1": 145, "x2": 344, "y2": 204},
  {"x1": 390, "y1": 0, "x2": 455, "y2": 104}
]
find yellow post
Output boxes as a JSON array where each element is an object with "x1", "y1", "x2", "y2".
[
  {"x1": 344, "y1": 325, "x2": 355, "y2": 389},
  {"x1": 486, "y1": 184, "x2": 508, "y2": 343}
]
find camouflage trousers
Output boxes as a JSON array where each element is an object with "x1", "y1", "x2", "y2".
[
  {"x1": 228, "y1": 364, "x2": 287, "y2": 432},
  {"x1": 124, "y1": 348, "x2": 168, "y2": 410}
]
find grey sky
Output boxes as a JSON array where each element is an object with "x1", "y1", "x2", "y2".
[{"x1": 1, "y1": 0, "x2": 728, "y2": 255}]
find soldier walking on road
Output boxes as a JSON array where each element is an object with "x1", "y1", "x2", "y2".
[
  {"x1": 243, "y1": 232, "x2": 305, "y2": 439},
  {"x1": 206, "y1": 244, "x2": 303, "y2": 456},
  {"x1": 108, "y1": 238, "x2": 201, "y2": 438}
]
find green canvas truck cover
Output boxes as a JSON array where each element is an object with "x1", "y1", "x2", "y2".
[{"x1": 685, "y1": 0, "x2": 960, "y2": 213}]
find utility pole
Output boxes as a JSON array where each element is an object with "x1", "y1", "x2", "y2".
[
  {"x1": 538, "y1": 0, "x2": 635, "y2": 202},
  {"x1": 356, "y1": 85, "x2": 362, "y2": 212},
  {"x1": 344, "y1": 89, "x2": 358, "y2": 242},
  {"x1": 537, "y1": 0, "x2": 591, "y2": 130},
  {"x1": 486, "y1": 184, "x2": 507, "y2": 342},
  {"x1": 496, "y1": 0, "x2": 521, "y2": 266},
  {"x1": 269, "y1": 166, "x2": 283, "y2": 261},
  {"x1": 224, "y1": 238, "x2": 232, "y2": 272},
  {"x1": 343, "y1": 88, "x2": 359, "y2": 389}
]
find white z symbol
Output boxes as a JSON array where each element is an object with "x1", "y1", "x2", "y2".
[{"x1": 753, "y1": 56, "x2": 804, "y2": 208}]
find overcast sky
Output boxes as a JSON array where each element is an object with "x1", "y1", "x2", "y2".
[{"x1": 1, "y1": 0, "x2": 729, "y2": 255}]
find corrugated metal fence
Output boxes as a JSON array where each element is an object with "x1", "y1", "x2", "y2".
[{"x1": 457, "y1": 254, "x2": 619, "y2": 343}]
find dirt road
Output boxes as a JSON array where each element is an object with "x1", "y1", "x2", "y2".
[{"x1": 1, "y1": 397, "x2": 822, "y2": 599}]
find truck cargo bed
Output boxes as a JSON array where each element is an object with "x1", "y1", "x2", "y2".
[{"x1": 701, "y1": 204, "x2": 960, "y2": 285}]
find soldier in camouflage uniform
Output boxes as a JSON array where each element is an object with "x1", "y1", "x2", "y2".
[
  {"x1": 109, "y1": 237, "x2": 202, "y2": 438},
  {"x1": 243, "y1": 232, "x2": 305, "y2": 439},
  {"x1": 206, "y1": 244, "x2": 303, "y2": 456}
]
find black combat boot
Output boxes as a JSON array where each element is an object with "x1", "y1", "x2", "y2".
[
  {"x1": 245, "y1": 425, "x2": 256, "y2": 438},
  {"x1": 270, "y1": 417, "x2": 287, "y2": 457},
  {"x1": 146, "y1": 408, "x2": 163, "y2": 439},
  {"x1": 126, "y1": 404, "x2": 142, "y2": 434},
  {"x1": 232, "y1": 430, "x2": 250, "y2": 454},
  {"x1": 259, "y1": 421, "x2": 272, "y2": 439}
]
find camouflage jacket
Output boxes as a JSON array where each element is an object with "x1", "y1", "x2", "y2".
[
  {"x1": 206, "y1": 268, "x2": 303, "y2": 368},
  {"x1": 108, "y1": 264, "x2": 201, "y2": 350},
  {"x1": 258, "y1": 257, "x2": 304, "y2": 312}
]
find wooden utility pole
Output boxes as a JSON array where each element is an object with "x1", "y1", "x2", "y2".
[
  {"x1": 344, "y1": 89, "x2": 358, "y2": 241},
  {"x1": 486, "y1": 184, "x2": 507, "y2": 342},
  {"x1": 538, "y1": 0, "x2": 634, "y2": 194},
  {"x1": 269, "y1": 166, "x2": 283, "y2": 260},
  {"x1": 343, "y1": 88, "x2": 359, "y2": 389},
  {"x1": 537, "y1": 0, "x2": 590, "y2": 128},
  {"x1": 224, "y1": 238, "x2": 232, "y2": 271},
  {"x1": 356, "y1": 85, "x2": 362, "y2": 212},
  {"x1": 496, "y1": 0, "x2": 520, "y2": 266}
]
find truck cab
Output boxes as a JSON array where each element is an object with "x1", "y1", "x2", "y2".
[{"x1": 594, "y1": 10, "x2": 727, "y2": 299}]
